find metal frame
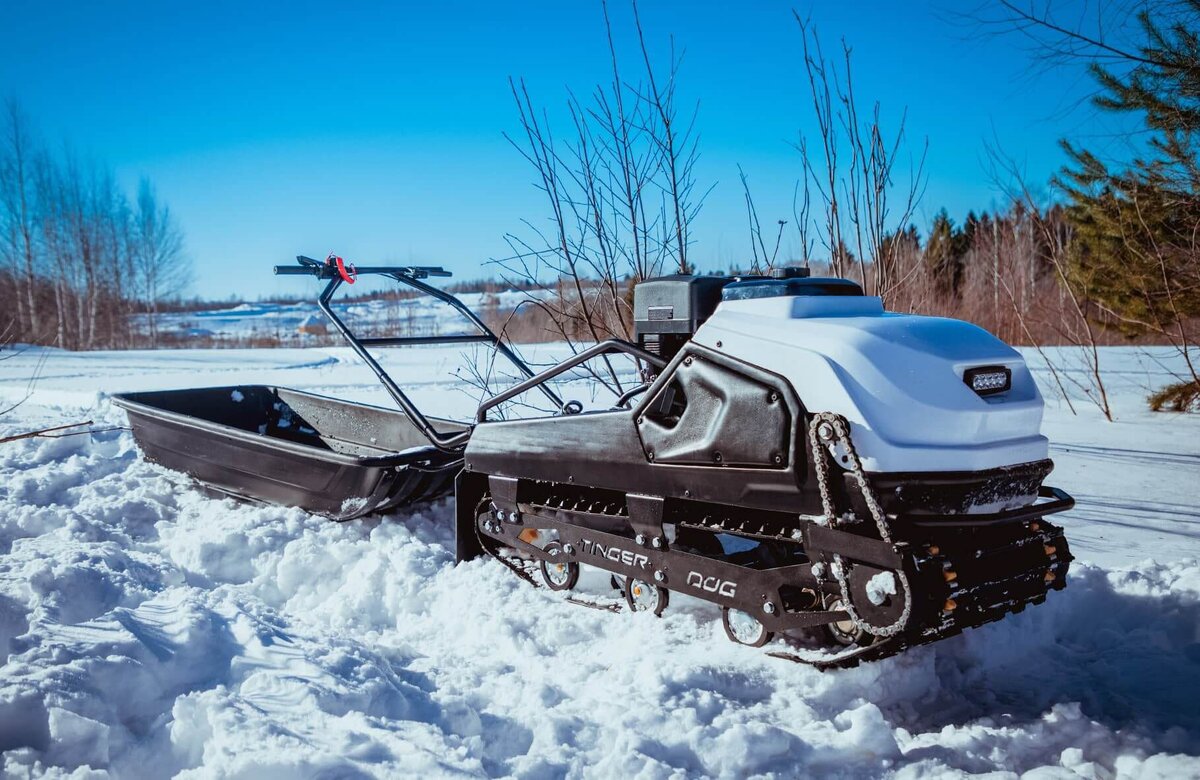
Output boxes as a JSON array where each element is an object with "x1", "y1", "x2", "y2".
[
  {"x1": 902, "y1": 485, "x2": 1074, "y2": 528},
  {"x1": 475, "y1": 339, "x2": 666, "y2": 423},
  {"x1": 276, "y1": 255, "x2": 659, "y2": 453},
  {"x1": 276, "y1": 255, "x2": 567, "y2": 451}
]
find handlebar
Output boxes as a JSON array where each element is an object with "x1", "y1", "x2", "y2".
[
  {"x1": 273, "y1": 255, "x2": 324, "y2": 276},
  {"x1": 273, "y1": 255, "x2": 453, "y2": 280}
]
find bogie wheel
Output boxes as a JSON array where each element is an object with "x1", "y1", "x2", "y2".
[
  {"x1": 624, "y1": 577, "x2": 669, "y2": 616},
  {"x1": 823, "y1": 595, "x2": 876, "y2": 647},
  {"x1": 539, "y1": 542, "x2": 580, "y2": 592},
  {"x1": 721, "y1": 606, "x2": 775, "y2": 648}
]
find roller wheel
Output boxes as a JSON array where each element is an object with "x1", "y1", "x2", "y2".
[
  {"x1": 823, "y1": 595, "x2": 875, "y2": 647},
  {"x1": 721, "y1": 607, "x2": 774, "y2": 648},
  {"x1": 624, "y1": 577, "x2": 669, "y2": 616},
  {"x1": 539, "y1": 542, "x2": 579, "y2": 592}
]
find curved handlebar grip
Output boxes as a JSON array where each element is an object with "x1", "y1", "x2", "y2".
[{"x1": 273, "y1": 266, "x2": 319, "y2": 276}]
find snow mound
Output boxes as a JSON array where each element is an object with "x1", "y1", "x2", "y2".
[
  {"x1": 865, "y1": 571, "x2": 897, "y2": 606},
  {"x1": 1, "y1": 409, "x2": 1198, "y2": 778}
]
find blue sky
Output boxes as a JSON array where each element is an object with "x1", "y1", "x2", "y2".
[{"x1": 1, "y1": 1, "x2": 1117, "y2": 299}]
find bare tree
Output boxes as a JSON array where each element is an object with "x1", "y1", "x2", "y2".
[
  {"x1": 985, "y1": 141, "x2": 1114, "y2": 420},
  {"x1": 794, "y1": 19, "x2": 847, "y2": 278},
  {"x1": 738, "y1": 166, "x2": 787, "y2": 274},
  {"x1": 132, "y1": 179, "x2": 188, "y2": 347},
  {"x1": 791, "y1": 15, "x2": 927, "y2": 301},
  {"x1": 0, "y1": 100, "x2": 42, "y2": 340},
  {"x1": 792, "y1": 174, "x2": 816, "y2": 267},
  {"x1": 632, "y1": 0, "x2": 699, "y2": 275},
  {"x1": 0, "y1": 101, "x2": 188, "y2": 351},
  {"x1": 493, "y1": 0, "x2": 708, "y2": 397},
  {"x1": 975, "y1": 0, "x2": 1160, "y2": 72}
]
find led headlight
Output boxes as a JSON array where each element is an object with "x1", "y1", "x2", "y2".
[{"x1": 963, "y1": 365, "x2": 1011, "y2": 396}]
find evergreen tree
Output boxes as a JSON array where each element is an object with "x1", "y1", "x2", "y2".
[
  {"x1": 925, "y1": 209, "x2": 966, "y2": 296},
  {"x1": 962, "y1": 211, "x2": 980, "y2": 250},
  {"x1": 1057, "y1": 3, "x2": 1200, "y2": 403}
]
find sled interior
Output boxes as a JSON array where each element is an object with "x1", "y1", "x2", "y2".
[
  {"x1": 117, "y1": 385, "x2": 467, "y2": 456},
  {"x1": 113, "y1": 385, "x2": 466, "y2": 519}
]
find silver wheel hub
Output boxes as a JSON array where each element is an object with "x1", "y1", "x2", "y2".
[
  {"x1": 727, "y1": 609, "x2": 766, "y2": 644},
  {"x1": 545, "y1": 558, "x2": 571, "y2": 586},
  {"x1": 628, "y1": 580, "x2": 660, "y2": 612}
]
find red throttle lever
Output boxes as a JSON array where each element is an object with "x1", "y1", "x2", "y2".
[{"x1": 326, "y1": 253, "x2": 356, "y2": 284}]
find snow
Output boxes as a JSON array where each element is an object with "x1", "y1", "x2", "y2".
[
  {"x1": 865, "y1": 571, "x2": 897, "y2": 607},
  {"x1": 141, "y1": 288, "x2": 550, "y2": 345},
  {"x1": 0, "y1": 342, "x2": 1198, "y2": 777}
]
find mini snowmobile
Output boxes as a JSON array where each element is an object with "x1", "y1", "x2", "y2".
[{"x1": 115, "y1": 254, "x2": 1075, "y2": 667}]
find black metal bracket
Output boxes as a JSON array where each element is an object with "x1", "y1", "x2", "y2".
[
  {"x1": 484, "y1": 502, "x2": 843, "y2": 632},
  {"x1": 803, "y1": 524, "x2": 903, "y2": 569},
  {"x1": 626, "y1": 494, "x2": 666, "y2": 540},
  {"x1": 901, "y1": 485, "x2": 1075, "y2": 528}
]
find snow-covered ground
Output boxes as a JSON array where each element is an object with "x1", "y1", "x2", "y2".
[
  {"x1": 0, "y1": 341, "x2": 1197, "y2": 778},
  {"x1": 145, "y1": 288, "x2": 543, "y2": 344}
]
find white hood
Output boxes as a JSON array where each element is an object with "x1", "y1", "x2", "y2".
[{"x1": 693, "y1": 296, "x2": 1047, "y2": 473}]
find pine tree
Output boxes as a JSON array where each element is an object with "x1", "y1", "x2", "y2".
[
  {"x1": 1057, "y1": 3, "x2": 1200, "y2": 406},
  {"x1": 962, "y1": 211, "x2": 980, "y2": 250},
  {"x1": 925, "y1": 209, "x2": 966, "y2": 297}
]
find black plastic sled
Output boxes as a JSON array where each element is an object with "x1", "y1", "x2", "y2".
[
  {"x1": 112, "y1": 256, "x2": 561, "y2": 520},
  {"x1": 112, "y1": 385, "x2": 465, "y2": 519}
]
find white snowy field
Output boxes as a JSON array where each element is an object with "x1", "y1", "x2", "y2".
[
  {"x1": 143, "y1": 287, "x2": 546, "y2": 344},
  {"x1": 0, "y1": 341, "x2": 1198, "y2": 779}
]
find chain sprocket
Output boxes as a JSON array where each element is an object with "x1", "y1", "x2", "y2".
[{"x1": 808, "y1": 412, "x2": 912, "y2": 638}]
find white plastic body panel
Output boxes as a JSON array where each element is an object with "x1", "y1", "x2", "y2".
[{"x1": 693, "y1": 297, "x2": 1047, "y2": 473}]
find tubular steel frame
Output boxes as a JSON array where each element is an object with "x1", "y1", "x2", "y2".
[{"x1": 275, "y1": 255, "x2": 662, "y2": 452}]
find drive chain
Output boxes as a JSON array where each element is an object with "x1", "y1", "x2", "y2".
[{"x1": 808, "y1": 412, "x2": 913, "y2": 639}]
